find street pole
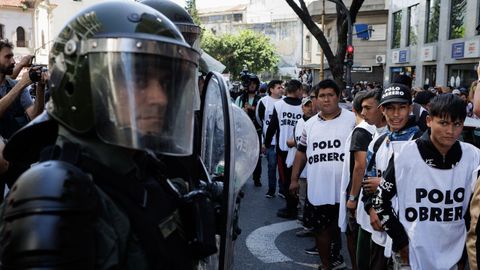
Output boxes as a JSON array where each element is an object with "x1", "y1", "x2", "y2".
[
  {"x1": 319, "y1": 0, "x2": 325, "y2": 80},
  {"x1": 327, "y1": 0, "x2": 352, "y2": 95}
]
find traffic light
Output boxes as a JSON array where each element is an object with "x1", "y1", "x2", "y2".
[{"x1": 346, "y1": 45, "x2": 354, "y2": 67}]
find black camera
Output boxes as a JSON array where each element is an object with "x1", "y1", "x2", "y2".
[{"x1": 28, "y1": 65, "x2": 48, "y2": 83}]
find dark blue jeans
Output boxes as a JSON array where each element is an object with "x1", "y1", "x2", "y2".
[{"x1": 266, "y1": 145, "x2": 277, "y2": 192}]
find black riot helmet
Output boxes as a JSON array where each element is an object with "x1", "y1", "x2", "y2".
[
  {"x1": 140, "y1": 0, "x2": 201, "y2": 51},
  {"x1": 47, "y1": 1, "x2": 200, "y2": 155}
]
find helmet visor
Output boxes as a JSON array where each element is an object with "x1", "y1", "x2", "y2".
[{"x1": 89, "y1": 52, "x2": 197, "y2": 155}]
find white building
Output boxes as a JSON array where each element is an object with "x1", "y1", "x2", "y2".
[
  {"x1": 305, "y1": 0, "x2": 389, "y2": 85},
  {"x1": 0, "y1": 0, "x2": 53, "y2": 64},
  {"x1": 198, "y1": 0, "x2": 303, "y2": 78},
  {"x1": 385, "y1": 0, "x2": 480, "y2": 89}
]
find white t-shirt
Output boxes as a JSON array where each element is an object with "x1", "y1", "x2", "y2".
[
  {"x1": 392, "y1": 141, "x2": 480, "y2": 270},
  {"x1": 301, "y1": 109, "x2": 355, "y2": 205},
  {"x1": 286, "y1": 117, "x2": 307, "y2": 178}
]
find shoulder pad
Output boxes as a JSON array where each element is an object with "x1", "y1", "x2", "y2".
[
  {"x1": 5, "y1": 160, "x2": 97, "y2": 220},
  {"x1": 4, "y1": 111, "x2": 58, "y2": 163}
]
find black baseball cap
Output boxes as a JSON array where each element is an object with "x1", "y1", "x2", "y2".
[{"x1": 378, "y1": 83, "x2": 412, "y2": 107}]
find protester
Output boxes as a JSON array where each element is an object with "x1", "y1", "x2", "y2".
[
  {"x1": 256, "y1": 80, "x2": 284, "y2": 197},
  {"x1": 373, "y1": 94, "x2": 479, "y2": 269},
  {"x1": 338, "y1": 92, "x2": 375, "y2": 270},
  {"x1": 363, "y1": 83, "x2": 423, "y2": 269},
  {"x1": 290, "y1": 79, "x2": 355, "y2": 270},
  {"x1": 355, "y1": 89, "x2": 388, "y2": 270},
  {"x1": 265, "y1": 79, "x2": 303, "y2": 218}
]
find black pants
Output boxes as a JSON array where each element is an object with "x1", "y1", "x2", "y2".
[
  {"x1": 277, "y1": 149, "x2": 297, "y2": 212},
  {"x1": 252, "y1": 131, "x2": 262, "y2": 182}
]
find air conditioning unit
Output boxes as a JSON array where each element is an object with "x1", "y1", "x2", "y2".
[{"x1": 375, "y1": 54, "x2": 386, "y2": 64}]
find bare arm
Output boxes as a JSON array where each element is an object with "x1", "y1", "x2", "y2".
[
  {"x1": 10, "y1": 55, "x2": 34, "y2": 80},
  {"x1": 346, "y1": 151, "x2": 367, "y2": 211},
  {"x1": 25, "y1": 72, "x2": 47, "y2": 119},
  {"x1": 0, "y1": 75, "x2": 32, "y2": 118},
  {"x1": 289, "y1": 150, "x2": 307, "y2": 195}
]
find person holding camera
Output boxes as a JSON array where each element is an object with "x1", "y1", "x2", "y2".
[
  {"x1": 0, "y1": 40, "x2": 46, "y2": 139},
  {"x1": 235, "y1": 73, "x2": 263, "y2": 186}
]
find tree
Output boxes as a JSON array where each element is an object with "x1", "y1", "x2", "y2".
[
  {"x1": 285, "y1": 0, "x2": 364, "y2": 89},
  {"x1": 185, "y1": 0, "x2": 202, "y2": 26},
  {"x1": 201, "y1": 29, "x2": 280, "y2": 80}
]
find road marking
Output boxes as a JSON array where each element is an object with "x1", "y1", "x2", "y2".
[{"x1": 245, "y1": 220, "x2": 302, "y2": 263}]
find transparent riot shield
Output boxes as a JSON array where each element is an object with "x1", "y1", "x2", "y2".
[{"x1": 200, "y1": 72, "x2": 258, "y2": 270}]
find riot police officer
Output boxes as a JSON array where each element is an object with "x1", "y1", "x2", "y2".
[{"x1": 0, "y1": 2, "x2": 214, "y2": 269}]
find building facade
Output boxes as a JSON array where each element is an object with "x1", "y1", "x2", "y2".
[
  {"x1": 306, "y1": 0, "x2": 389, "y2": 85},
  {"x1": 0, "y1": 0, "x2": 53, "y2": 65},
  {"x1": 198, "y1": 0, "x2": 303, "y2": 78},
  {"x1": 385, "y1": 0, "x2": 480, "y2": 89}
]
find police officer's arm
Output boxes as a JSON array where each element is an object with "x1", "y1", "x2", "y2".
[
  {"x1": 290, "y1": 128, "x2": 308, "y2": 195},
  {"x1": 264, "y1": 108, "x2": 279, "y2": 148},
  {"x1": 26, "y1": 72, "x2": 47, "y2": 120},
  {"x1": 0, "y1": 73, "x2": 32, "y2": 118},
  {"x1": 372, "y1": 156, "x2": 409, "y2": 254}
]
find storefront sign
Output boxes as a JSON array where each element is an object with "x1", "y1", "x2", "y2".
[
  {"x1": 464, "y1": 39, "x2": 480, "y2": 58},
  {"x1": 451, "y1": 42, "x2": 465, "y2": 59},
  {"x1": 392, "y1": 50, "x2": 399, "y2": 64},
  {"x1": 399, "y1": 50, "x2": 409, "y2": 63},
  {"x1": 422, "y1": 46, "x2": 436, "y2": 61},
  {"x1": 352, "y1": 66, "x2": 373, "y2": 72}
]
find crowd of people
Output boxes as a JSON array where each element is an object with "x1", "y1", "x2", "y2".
[{"x1": 249, "y1": 65, "x2": 480, "y2": 270}]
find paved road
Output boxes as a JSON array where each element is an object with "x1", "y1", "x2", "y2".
[{"x1": 232, "y1": 157, "x2": 352, "y2": 270}]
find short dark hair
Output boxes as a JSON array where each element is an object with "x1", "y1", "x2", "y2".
[
  {"x1": 361, "y1": 89, "x2": 382, "y2": 104},
  {"x1": 267, "y1": 80, "x2": 283, "y2": 92},
  {"x1": 315, "y1": 79, "x2": 340, "y2": 96},
  {"x1": 394, "y1": 74, "x2": 412, "y2": 89},
  {"x1": 353, "y1": 92, "x2": 366, "y2": 113},
  {"x1": 285, "y1": 79, "x2": 302, "y2": 94},
  {"x1": 0, "y1": 39, "x2": 14, "y2": 51},
  {"x1": 429, "y1": 93, "x2": 467, "y2": 122}
]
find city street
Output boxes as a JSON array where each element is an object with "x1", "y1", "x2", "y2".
[{"x1": 233, "y1": 158, "x2": 351, "y2": 270}]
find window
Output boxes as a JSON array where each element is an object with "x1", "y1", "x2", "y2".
[
  {"x1": 424, "y1": 65, "x2": 437, "y2": 87},
  {"x1": 391, "y1": 11, "x2": 402, "y2": 49},
  {"x1": 449, "y1": 0, "x2": 466, "y2": 39},
  {"x1": 233, "y1": 14, "x2": 243, "y2": 22},
  {"x1": 0, "y1": 24, "x2": 4, "y2": 39},
  {"x1": 447, "y1": 64, "x2": 477, "y2": 88},
  {"x1": 16, "y1": 27, "x2": 25, "y2": 47},
  {"x1": 305, "y1": 35, "x2": 311, "y2": 54},
  {"x1": 425, "y1": 0, "x2": 440, "y2": 43},
  {"x1": 41, "y1": 31, "x2": 45, "y2": 49},
  {"x1": 407, "y1": 5, "x2": 419, "y2": 46}
]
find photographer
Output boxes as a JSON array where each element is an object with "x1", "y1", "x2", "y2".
[
  {"x1": 235, "y1": 73, "x2": 262, "y2": 186},
  {"x1": 0, "y1": 40, "x2": 46, "y2": 139}
]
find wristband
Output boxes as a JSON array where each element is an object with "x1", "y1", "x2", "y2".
[{"x1": 348, "y1": 195, "x2": 358, "y2": 201}]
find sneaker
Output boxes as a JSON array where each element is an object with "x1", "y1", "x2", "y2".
[
  {"x1": 304, "y1": 246, "x2": 319, "y2": 255},
  {"x1": 278, "y1": 190, "x2": 286, "y2": 199},
  {"x1": 295, "y1": 227, "x2": 313, "y2": 237},
  {"x1": 329, "y1": 254, "x2": 346, "y2": 270},
  {"x1": 265, "y1": 191, "x2": 275, "y2": 198},
  {"x1": 276, "y1": 208, "x2": 297, "y2": 219}
]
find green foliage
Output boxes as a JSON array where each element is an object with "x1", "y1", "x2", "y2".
[
  {"x1": 185, "y1": 0, "x2": 202, "y2": 26},
  {"x1": 426, "y1": 0, "x2": 440, "y2": 43},
  {"x1": 201, "y1": 29, "x2": 279, "y2": 79},
  {"x1": 449, "y1": 0, "x2": 466, "y2": 39}
]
